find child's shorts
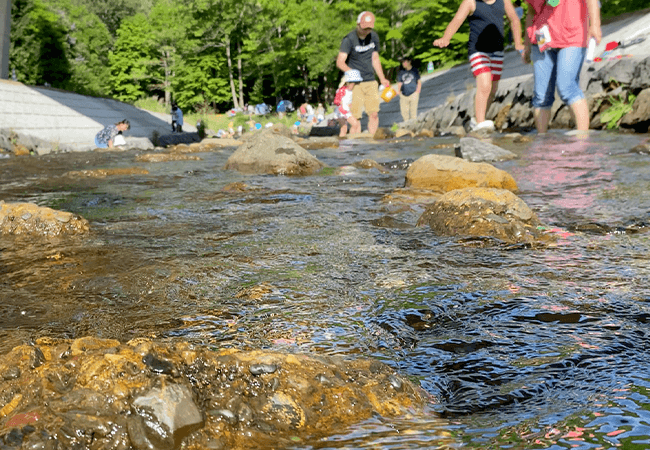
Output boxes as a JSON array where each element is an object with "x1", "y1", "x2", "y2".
[{"x1": 469, "y1": 51, "x2": 504, "y2": 81}]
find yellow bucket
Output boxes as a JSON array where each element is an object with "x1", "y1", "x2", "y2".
[{"x1": 380, "y1": 85, "x2": 397, "y2": 102}]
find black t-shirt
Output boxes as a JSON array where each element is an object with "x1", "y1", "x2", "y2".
[
  {"x1": 339, "y1": 30, "x2": 380, "y2": 82},
  {"x1": 468, "y1": 0, "x2": 505, "y2": 54},
  {"x1": 398, "y1": 68, "x2": 420, "y2": 96}
]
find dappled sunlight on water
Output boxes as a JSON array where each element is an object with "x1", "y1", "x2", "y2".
[{"x1": 0, "y1": 129, "x2": 649, "y2": 448}]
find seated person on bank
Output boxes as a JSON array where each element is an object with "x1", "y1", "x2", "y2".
[{"x1": 94, "y1": 120, "x2": 130, "y2": 149}]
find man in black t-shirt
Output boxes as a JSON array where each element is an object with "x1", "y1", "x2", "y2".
[{"x1": 336, "y1": 11, "x2": 389, "y2": 135}]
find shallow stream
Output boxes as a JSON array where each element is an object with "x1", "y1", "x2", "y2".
[{"x1": 1, "y1": 130, "x2": 650, "y2": 449}]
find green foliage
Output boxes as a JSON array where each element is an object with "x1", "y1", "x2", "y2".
[
  {"x1": 10, "y1": 0, "x2": 72, "y2": 87},
  {"x1": 601, "y1": 0, "x2": 650, "y2": 19},
  {"x1": 171, "y1": 51, "x2": 231, "y2": 112},
  {"x1": 75, "y1": 0, "x2": 153, "y2": 36},
  {"x1": 600, "y1": 93, "x2": 636, "y2": 129},
  {"x1": 10, "y1": 0, "x2": 479, "y2": 114},
  {"x1": 109, "y1": 14, "x2": 155, "y2": 102},
  {"x1": 48, "y1": 0, "x2": 113, "y2": 96}
]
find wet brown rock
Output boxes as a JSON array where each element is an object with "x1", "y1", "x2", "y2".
[
  {"x1": 169, "y1": 139, "x2": 242, "y2": 153},
  {"x1": 429, "y1": 143, "x2": 455, "y2": 149},
  {"x1": 12, "y1": 144, "x2": 30, "y2": 156},
  {"x1": 405, "y1": 154, "x2": 518, "y2": 193},
  {"x1": 373, "y1": 127, "x2": 394, "y2": 140},
  {"x1": 222, "y1": 182, "x2": 251, "y2": 192},
  {"x1": 494, "y1": 103, "x2": 512, "y2": 130},
  {"x1": 0, "y1": 338, "x2": 427, "y2": 449},
  {"x1": 620, "y1": 88, "x2": 650, "y2": 132},
  {"x1": 295, "y1": 137, "x2": 339, "y2": 150},
  {"x1": 417, "y1": 187, "x2": 547, "y2": 245},
  {"x1": 63, "y1": 167, "x2": 149, "y2": 178},
  {"x1": 0, "y1": 201, "x2": 90, "y2": 236},
  {"x1": 383, "y1": 188, "x2": 442, "y2": 205},
  {"x1": 630, "y1": 142, "x2": 650, "y2": 154},
  {"x1": 353, "y1": 159, "x2": 390, "y2": 173},
  {"x1": 235, "y1": 282, "x2": 276, "y2": 300},
  {"x1": 136, "y1": 153, "x2": 202, "y2": 163},
  {"x1": 416, "y1": 129, "x2": 435, "y2": 138},
  {"x1": 395, "y1": 128, "x2": 414, "y2": 138},
  {"x1": 224, "y1": 128, "x2": 324, "y2": 176}
]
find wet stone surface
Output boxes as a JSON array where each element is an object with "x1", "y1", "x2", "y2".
[{"x1": 0, "y1": 337, "x2": 426, "y2": 449}]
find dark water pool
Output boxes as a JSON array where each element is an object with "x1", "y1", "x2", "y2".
[{"x1": 1, "y1": 130, "x2": 649, "y2": 449}]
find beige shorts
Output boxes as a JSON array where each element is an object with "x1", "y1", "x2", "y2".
[{"x1": 350, "y1": 80, "x2": 380, "y2": 119}]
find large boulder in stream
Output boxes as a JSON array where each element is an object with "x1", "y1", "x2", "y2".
[
  {"x1": 405, "y1": 154, "x2": 518, "y2": 193},
  {"x1": 224, "y1": 126, "x2": 325, "y2": 176},
  {"x1": 0, "y1": 337, "x2": 427, "y2": 449},
  {"x1": 0, "y1": 201, "x2": 89, "y2": 236},
  {"x1": 417, "y1": 187, "x2": 548, "y2": 245}
]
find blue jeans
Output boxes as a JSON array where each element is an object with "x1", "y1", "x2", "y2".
[
  {"x1": 94, "y1": 136, "x2": 108, "y2": 148},
  {"x1": 531, "y1": 46, "x2": 586, "y2": 109}
]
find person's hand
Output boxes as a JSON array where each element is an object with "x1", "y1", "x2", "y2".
[
  {"x1": 379, "y1": 77, "x2": 390, "y2": 89},
  {"x1": 588, "y1": 24, "x2": 602, "y2": 45},
  {"x1": 522, "y1": 44, "x2": 532, "y2": 64},
  {"x1": 433, "y1": 38, "x2": 449, "y2": 48}
]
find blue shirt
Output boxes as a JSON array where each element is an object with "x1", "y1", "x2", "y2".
[{"x1": 95, "y1": 125, "x2": 119, "y2": 146}]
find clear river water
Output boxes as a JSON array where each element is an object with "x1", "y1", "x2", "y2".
[{"x1": 1, "y1": 129, "x2": 649, "y2": 449}]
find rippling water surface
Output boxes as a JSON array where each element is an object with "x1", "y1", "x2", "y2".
[{"x1": 1, "y1": 130, "x2": 649, "y2": 449}]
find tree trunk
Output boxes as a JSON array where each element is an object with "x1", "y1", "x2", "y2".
[
  {"x1": 237, "y1": 40, "x2": 244, "y2": 107},
  {"x1": 164, "y1": 49, "x2": 171, "y2": 106},
  {"x1": 225, "y1": 36, "x2": 239, "y2": 110}
]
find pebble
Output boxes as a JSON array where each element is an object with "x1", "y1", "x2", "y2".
[{"x1": 250, "y1": 363, "x2": 277, "y2": 375}]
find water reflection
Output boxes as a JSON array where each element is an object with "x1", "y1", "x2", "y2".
[{"x1": 0, "y1": 130, "x2": 649, "y2": 448}]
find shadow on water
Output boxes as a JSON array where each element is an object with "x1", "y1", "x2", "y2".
[{"x1": 1, "y1": 130, "x2": 650, "y2": 448}]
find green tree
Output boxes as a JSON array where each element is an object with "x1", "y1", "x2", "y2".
[
  {"x1": 10, "y1": 0, "x2": 72, "y2": 87},
  {"x1": 148, "y1": 0, "x2": 190, "y2": 106},
  {"x1": 401, "y1": 0, "x2": 469, "y2": 68},
  {"x1": 109, "y1": 14, "x2": 155, "y2": 102},
  {"x1": 48, "y1": 0, "x2": 113, "y2": 96},
  {"x1": 76, "y1": 0, "x2": 154, "y2": 36}
]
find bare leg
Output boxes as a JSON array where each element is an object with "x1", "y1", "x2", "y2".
[
  {"x1": 350, "y1": 116, "x2": 362, "y2": 134},
  {"x1": 367, "y1": 112, "x2": 379, "y2": 135},
  {"x1": 534, "y1": 108, "x2": 552, "y2": 134},
  {"x1": 347, "y1": 116, "x2": 360, "y2": 136},
  {"x1": 338, "y1": 119, "x2": 348, "y2": 137},
  {"x1": 474, "y1": 72, "x2": 493, "y2": 123},
  {"x1": 487, "y1": 80, "x2": 499, "y2": 118},
  {"x1": 570, "y1": 98, "x2": 590, "y2": 132}
]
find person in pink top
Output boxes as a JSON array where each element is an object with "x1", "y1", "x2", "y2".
[{"x1": 522, "y1": 0, "x2": 601, "y2": 134}]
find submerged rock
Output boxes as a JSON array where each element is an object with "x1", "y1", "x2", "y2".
[
  {"x1": 136, "y1": 153, "x2": 202, "y2": 163},
  {"x1": 63, "y1": 167, "x2": 149, "y2": 178},
  {"x1": 0, "y1": 201, "x2": 90, "y2": 236},
  {"x1": 417, "y1": 187, "x2": 548, "y2": 245},
  {"x1": 295, "y1": 136, "x2": 339, "y2": 150},
  {"x1": 458, "y1": 137, "x2": 517, "y2": 162},
  {"x1": 0, "y1": 337, "x2": 427, "y2": 449}
]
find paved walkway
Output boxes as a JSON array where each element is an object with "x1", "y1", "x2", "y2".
[{"x1": 379, "y1": 9, "x2": 650, "y2": 127}]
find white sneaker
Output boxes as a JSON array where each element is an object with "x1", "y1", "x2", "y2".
[{"x1": 472, "y1": 120, "x2": 495, "y2": 132}]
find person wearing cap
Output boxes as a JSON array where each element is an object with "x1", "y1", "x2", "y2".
[
  {"x1": 396, "y1": 56, "x2": 422, "y2": 122},
  {"x1": 336, "y1": 11, "x2": 390, "y2": 135},
  {"x1": 333, "y1": 69, "x2": 363, "y2": 137}
]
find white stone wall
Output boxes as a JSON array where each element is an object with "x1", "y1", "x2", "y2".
[{"x1": 0, "y1": 79, "x2": 189, "y2": 151}]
